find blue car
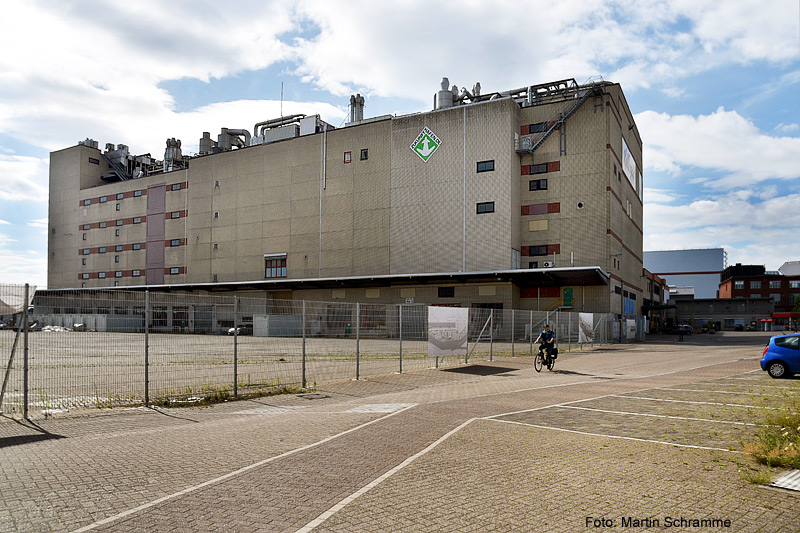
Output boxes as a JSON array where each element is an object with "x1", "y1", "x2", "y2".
[{"x1": 760, "y1": 334, "x2": 800, "y2": 378}]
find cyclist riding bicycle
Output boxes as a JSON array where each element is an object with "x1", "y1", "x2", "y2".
[{"x1": 535, "y1": 324, "x2": 556, "y2": 362}]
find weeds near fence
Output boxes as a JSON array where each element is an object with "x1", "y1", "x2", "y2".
[
  {"x1": 149, "y1": 380, "x2": 310, "y2": 408},
  {"x1": 743, "y1": 391, "x2": 800, "y2": 469}
]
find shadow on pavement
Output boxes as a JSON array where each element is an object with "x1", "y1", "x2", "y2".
[{"x1": 442, "y1": 365, "x2": 519, "y2": 376}]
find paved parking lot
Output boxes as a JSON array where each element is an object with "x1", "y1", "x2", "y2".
[{"x1": 1, "y1": 333, "x2": 798, "y2": 532}]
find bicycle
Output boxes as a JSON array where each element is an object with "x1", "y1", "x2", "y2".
[{"x1": 534, "y1": 344, "x2": 556, "y2": 372}]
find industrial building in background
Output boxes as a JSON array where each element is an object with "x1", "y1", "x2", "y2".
[
  {"x1": 47, "y1": 77, "x2": 645, "y2": 315},
  {"x1": 643, "y1": 248, "x2": 726, "y2": 300}
]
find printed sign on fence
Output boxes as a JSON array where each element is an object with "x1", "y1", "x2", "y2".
[
  {"x1": 578, "y1": 313, "x2": 594, "y2": 343},
  {"x1": 427, "y1": 306, "x2": 468, "y2": 358}
]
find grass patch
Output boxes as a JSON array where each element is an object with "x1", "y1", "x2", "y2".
[
  {"x1": 743, "y1": 392, "x2": 800, "y2": 470},
  {"x1": 149, "y1": 381, "x2": 311, "y2": 408}
]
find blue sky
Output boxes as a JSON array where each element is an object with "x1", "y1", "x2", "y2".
[{"x1": 1, "y1": 0, "x2": 799, "y2": 288}]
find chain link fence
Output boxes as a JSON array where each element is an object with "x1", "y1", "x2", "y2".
[{"x1": 1, "y1": 284, "x2": 637, "y2": 418}]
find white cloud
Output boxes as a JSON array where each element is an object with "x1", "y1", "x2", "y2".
[
  {"x1": 636, "y1": 107, "x2": 800, "y2": 186},
  {"x1": 0, "y1": 154, "x2": 49, "y2": 202},
  {"x1": 643, "y1": 188, "x2": 681, "y2": 203},
  {"x1": 27, "y1": 218, "x2": 48, "y2": 229},
  {"x1": 775, "y1": 123, "x2": 799, "y2": 133},
  {"x1": 0, "y1": 219, "x2": 10, "y2": 224}
]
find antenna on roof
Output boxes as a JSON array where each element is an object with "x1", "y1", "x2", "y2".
[{"x1": 280, "y1": 82, "x2": 284, "y2": 117}]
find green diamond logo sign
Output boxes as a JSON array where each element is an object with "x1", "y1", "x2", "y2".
[{"x1": 410, "y1": 127, "x2": 441, "y2": 162}]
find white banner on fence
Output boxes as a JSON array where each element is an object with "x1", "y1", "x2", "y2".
[
  {"x1": 627, "y1": 319, "x2": 637, "y2": 340},
  {"x1": 578, "y1": 313, "x2": 594, "y2": 343},
  {"x1": 0, "y1": 285, "x2": 35, "y2": 315},
  {"x1": 427, "y1": 306, "x2": 468, "y2": 358}
]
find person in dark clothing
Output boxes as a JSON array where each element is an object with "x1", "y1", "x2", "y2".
[{"x1": 535, "y1": 324, "x2": 556, "y2": 359}]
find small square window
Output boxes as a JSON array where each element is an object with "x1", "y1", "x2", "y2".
[
  {"x1": 99, "y1": 196, "x2": 107, "y2": 203},
  {"x1": 82, "y1": 248, "x2": 90, "y2": 255},
  {"x1": 132, "y1": 270, "x2": 141, "y2": 277},
  {"x1": 115, "y1": 271, "x2": 122, "y2": 278},
  {"x1": 99, "y1": 221, "x2": 107, "y2": 228},
  {"x1": 116, "y1": 219, "x2": 123, "y2": 226},
  {"x1": 171, "y1": 183, "x2": 182, "y2": 191},
  {"x1": 529, "y1": 179, "x2": 548, "y2": 191},
  {"x1": 360, "y1": 149, "x2": 368, "y2": 161},
  {"x1": 170, "y1": 239, "x2": 181, "y2": 247},
  {"x1": 476, "y1": 160, "x2": 494, "y2": 173},
  {"x1": 116, "y1": 193, "x2": 124, "y2": 200},
  {"x1": 133, "y1": 190, "x2": 142, "y2": 197},
  {"x1": 344, "y1": 151, "x2": 352, "y2": 163},
  {"x1": 83, "y1": 199, "x2": 91, "y2": 206},
  {"x1": 133, "y1": 243, "x2": 142, "y2": 250},
  {"x1": 133, "y1": 217, "x2": 142, "y2": 224},
  {"x1": 171, "y1": 211, "x2": 181, "y2": 219},
  {"x1": 214, "y1": 211, "x2": 219, "y2": 219},
  {"x1": 115, "y1": 245, "x2": 123, "y2": 252},
  {"x1": 476, "y1": 201, "x2": 495, "y2": 214},
  {"x1": 98, "y1": 272, "x2": 106, "y2": 279},
  {"x1": 82, "y1": 224, "x2": 90, "y2": 230},
  {"x1": 214, "y1": 180, "x2": 220, "y2": 188},
  {"x1": 170, "y1": 267, "x2": 180, "y2": 275},
  {"x1": 99, "y1": 247, "x2": 106, "y2": 254},
  {"x1": 89, "y1": 157, "x2": 100, "y2": 165},
  {"x1": 81, "y1": 273, "x2": 89, "y2": 279}
]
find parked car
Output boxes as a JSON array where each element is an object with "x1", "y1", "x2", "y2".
[
  {"x1": 670, "y1": 324, "x2": 693, "y2": 335},
  {"x1": 760, "y1": 334, "x2": 800, "y2": 379},
  {"x1": 733, "y1": 324, "x2": 744, "y2": 331},
  {"x1": 227, "y1": 325, "x2": 253, "y2": 336}
]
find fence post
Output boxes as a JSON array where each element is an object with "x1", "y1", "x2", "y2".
[
  {"x1": 23, "y1": 283, "x2": 29, "y2": 419},
  {"x1": 568, "y1": 312, "x2": 571, "y2": 352},
  {"x1": 529, "y1": 310, "x2": 533, "y2": 357},
  {"x1": 355, "y1": 302, "x2": 360, "y2": 380},
  {"x1": 302, "y1": 300, "x2": 307, "y2": 389},
  {"x1": 511, "y1": 309, "x2": 515, "y2": 357},
  {"x1": 144, "y1": 290, "x2": 150, "y2": 408},
  {"x1": 489, "y1": 309, "x2": 493, "y2": 362},
  {"x1": 233, "y1": 296, "x2": 238, "y2": 398},
  {"x1": 398, "y1": 304, "x2": 403, "y2": 374}
]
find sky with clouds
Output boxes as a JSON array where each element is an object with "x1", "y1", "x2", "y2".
[{"x1": 1, "y1": 0, "x2": 799, "y2": 288}]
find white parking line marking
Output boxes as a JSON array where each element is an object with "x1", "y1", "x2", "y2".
[
  {"x1": 610, "y1": 394, "x2": 766, "y2": 409},
  {"x1": 560, "y1": 405, "x2": 761, "y2": 426},
  {"x1": 489, "y1": 418, "x2": 741, "y2": 453},
  {"x1": 73, "y1": 404, "x2": 417, "y2": 532},
  {"x1": 658, "y1": 388, "x2": 772, "y2": 396},
  {"x1": 296, "y1": 418, "x2": 477, "y2": 533}
]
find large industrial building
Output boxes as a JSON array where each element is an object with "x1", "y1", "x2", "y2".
[
  {"x1": 48, "y1": 77, "x2": 644, "y2": 314},
  {"x1": 643, "y1": 248, "x2": 726, "y2": 299}
]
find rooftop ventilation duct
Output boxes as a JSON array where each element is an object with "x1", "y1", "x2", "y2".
[{"x1": 349, "y1": 94, "x2": 365, "y2": 122}]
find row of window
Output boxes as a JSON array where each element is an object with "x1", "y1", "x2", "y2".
[
  {"x1": 79, "y1": 183, "x2": 185, "y2": 207},
  {"x1": 734, "y1": 280, "x2": 800, "y2": 289},
  {"x1": 79, "y1": 239, "x2": 184, "y2": 256},
  {"x1": 79, "y1": 267, "x2": 184, "y2": 280},
  {"x1": 79, "y1": 211, "x2": 186, "y2": 232},
  {"x1": 343, "y1": 149, "x2": 369, "y2": 163},
  {"x1": 521, "y1": 122, "x2": 555, "y2": 135},
  {"x1": 521, "y1": 244, "x2": 560, "y2": 257},
  {"x1": 521, "y1": 161, "x2": 560, "y2": 176}
]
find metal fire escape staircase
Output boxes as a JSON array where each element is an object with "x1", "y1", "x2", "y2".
[
  {"x1": 516, "y1": 84, "x2": 603, "y2": 157},
  {"x1": 101, "y1": 153, "x2": 132, "y2": 182}
]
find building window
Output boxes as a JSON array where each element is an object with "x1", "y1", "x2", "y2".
[
  {"x1": 360, "y1": 149, "x2": 368, "y2": 161},
  {"x1": 531, "y1": 163, "x2": 548, "y2": 175},
  {"x1": 115, "y1": 229, "x2": 120, "y2": 237},
  {"x1": 344, "y1": 151, "x2": 352, "y2": 163},
  {"x1": 134, "y1": 190, "x2": 142, "y2": 197},
  {"x1": 438, "y1": 287, "x2": 455, "y2": 298},
  {"x1": 264, "y1": 255, "x2": 287, "y2": 278},
  {"x1": 133, "y1": 243, "x2": 142, "y2": 250},
  {"x1": 114, "y1": 255, "x2": 120, "y2": 263},
  {"x1": 750, "y1": 281, "x2": 761, "y2": 289},
  {"x1": 115, "y1": 245, "x2": 123, "y2": 252},
  {"x1": 89, "y1": 157, "x2": 100, "y2": 165},
  {"x1": 476, "y1": 201, "x2": 495, "y2": 214},
  {"x1": 527, "y1": 245, "x2": 549, "y2": 256},
  {"x1": 132, "y1": 270, "x2": 141, "y2": 277},
  {"x1": 750, "y1": 293, "x2": 761, "y2": 298},
  {"x1": 770, "y1": 293, "x2": 782, "y2": 303},
  {"x1": 81, "y1": 273, "x2": 89, "y2": 279},
  {"x1": 99, "y1": 196, "x2": 107, "y2": 203},
  {"x1": 170, "y1": 239, "x2": 181, "y2": 247},
  {"x1": 214, "y1": 211, "x2": 219, "y2": 219},
  {"x1": 83, "y1": 199, "x2": 91, "y2": 206},
  {"x1": 82, "y1": 258, "x2": 86, "y2": 266},
  {"x1": 171, "y1": 183, "x2": 182, "y2": 191},
  {"x1": 116, "y1": 193, "x2": 124, "y2": 200},
  {"x1": 171, "y1": 211, "x2": 181, "y2": 219},
  {"x1": 477, "y1": 160, "x2": 495, "y2": 173},
  {"x1": 114, "y1": 281, "x2": 119, "y2": 287},
  {"x1": 214, "y1": 180, "x2": 220, "y2": 188},
  {"x1": 82, "y1": 283, "x2": 87, "y2": 288},
  {"x1": 169, "y1": 267, "x2": 180, "y2": 275},
  {"x1": 528, "y1": 122, "x2": 547, "y2": 133},
  {"x1": 133, "y1": 216, "x2": 142, "y2": 224},
  {"x1": 82, "y1": 224, "x2": 90, "y2": 230},
  {"x1": 98, "y1": 272, "x2": 106, "y2": 279},
  {"x1": 213, "y1": 274, "x2": 218, "y2": 282},
  {"x1": 528, "y1": 261, "x2": 538, "y2": 268},
  {"x1": 82, "y1": 233, "x2": 87, "y2": 241},
  {"x1": 529, "y1": 179, "x2": 547, "y2": 191},
  {"x1": 99, "y1": 247, "x2": 106, "y2": 254},
  {"x1": 116, "y1": 203, "x2": 120, "y2": 211},
  {"x1": 115, "y1": 271, "x2": 122, "y2": 278},
  {"x1": 735, "y1": 281, "x2": 744, "y2": 289},
  {"x1": 99, "y1": 221, "x2": 107, "y2": 228},
  {"x1": 769, "y1": 280, "x2": 781, "y2": 289},
  {"x1": 82, "y1": 248, "x2": 90, "y2": 255},
  {"x1": 791, "y1": 281, "x2": 800, "y2": 289},
  {"x1": 116, "y1": 219, "x2": 123, "y2": 226}
]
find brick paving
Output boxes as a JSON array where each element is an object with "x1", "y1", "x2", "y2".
[{"x1": 1, "y1": 337, "x2": 798, "y2": 532}]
